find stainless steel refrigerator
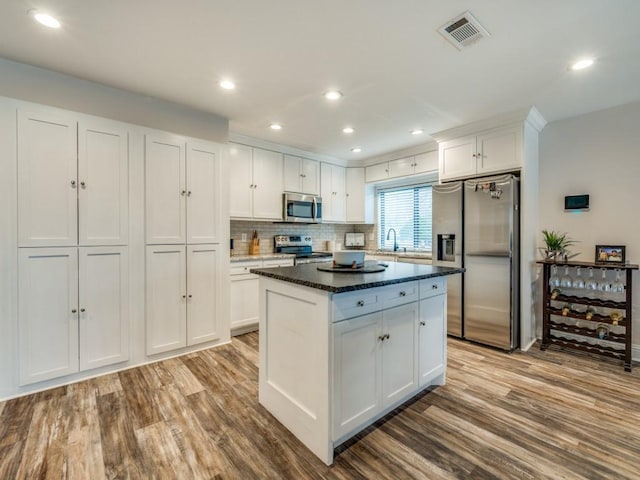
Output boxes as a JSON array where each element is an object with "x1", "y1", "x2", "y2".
[{"x1": 432, "y1": 174, "x2": 519, "y2": 350}]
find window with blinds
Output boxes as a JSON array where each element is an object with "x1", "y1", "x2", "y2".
[{"x1": 378, "y1": 184, "x2": 432, "y2": 250}]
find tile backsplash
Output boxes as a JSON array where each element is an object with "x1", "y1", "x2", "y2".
[{"x1": 230, "y1": 221, "x2": 376, "y2": 255}]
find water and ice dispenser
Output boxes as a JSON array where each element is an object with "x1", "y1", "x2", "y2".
[{"x1": 437, "y1": 234, "x2": 456, "y2": 262}]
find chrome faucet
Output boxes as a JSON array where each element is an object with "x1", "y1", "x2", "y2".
[{"x1": 386, "y1": 228, "x2": 398, "y2": 252}]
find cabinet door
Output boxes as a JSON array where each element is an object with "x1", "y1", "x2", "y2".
[
  {"x1": 187, "y1": 245, "x2": 221, "y2": 346},
  {"x1": 187, "y1": 141, "x2": 220, "y2": 244},
  {"x1": 229, "y1": 144, "x2": 253, "y2": 218},
  {"x1": 79, "y1": 246, "x2": 129, "y2": 370},
  {"x1": 477, "y1": 127, "x2": 522, "y2": 175},
  {"x1": 332, "y1": 165, "x2": 346, "y2": 223},
  {"x1": 18, "y1": 247, "x2": 79, "y2": 385},
  {"x1": 283, "y1": 154, "x2": 302, "y2": 193},
  {"x1": 345, "y1": 167, "x2": 365, "y2": 223},
  {"x1": 18, "y1": 109, "x2": 78, "y2": 247},
  {"x1": 381, "y1": 302, "x2": 418, "y2": 408},
  {"x1": 301, "y1": 158, "x2": 320, "y2": 195},
  {"x1": 78, "y1": 119, "x2": 129, "y2": 246},
  {"x1": 146, "y1": 245, "x2": 187, "y2": 355},
  {"x1": 388, "y1": 156, "x2": 415, "y2": 178},
  {"x1": 332, "y1": 313, "x2": 382, "y2": 440},
  {"x1": 145, "y1": 134, "x2": 186, "y2": 244},
  {"x1": 413, "y1": 151, "x2": 438, "y2": 174},
  {"x1": 252, "y1": 148, "x2": 283, "y2": 219},
  {"x1": 365, "y1": 162, "x2": 389, "y2": 183},
  {"x1": 230, "y1": 273, "x2": 260, "y2": 331},
  {"x1": 439, "y1": 136, "x2": 477, "y2": 181},
  {"x1": 418, "y1": 295, "x2": 446, "y2": 386}
]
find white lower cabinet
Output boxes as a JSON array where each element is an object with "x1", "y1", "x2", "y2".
[
  {"x1": 146, "y1": 244, "x2": 221, "y2": 355},
  {"x1": 18, "y1": 246, "x2": 129, "y2": 385},
  {"x1": 332, "y1": 279, "x2": 445, "y2": 441},
  {"x1": 230, "y1": 258, "x2": 294, "y2": 334}
]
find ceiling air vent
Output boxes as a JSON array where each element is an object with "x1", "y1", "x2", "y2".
[{"x1": 438, "y1": 11, "x2": 490, "y2": 50}]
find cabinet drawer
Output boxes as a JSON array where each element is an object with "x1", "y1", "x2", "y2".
[
  {"x1": 333, "y1": 291, "x2": 382, "y2": 321},
  {"x1": 382, "y1": 281, "x2": 419, "y2": 308},
  {"x1": 230, "y1": 261, "x2": 261, "y2": 276},
  {"x1": 420, "y1": 277, "x2": 445, "y2": 299},
  {"x1": 262, "y1": 258, "x2": 294, "y2": 268}
]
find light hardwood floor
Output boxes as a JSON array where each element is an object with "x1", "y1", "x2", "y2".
[{"x1": 1, "y1": 333, "x2": 639, "y2": 479}]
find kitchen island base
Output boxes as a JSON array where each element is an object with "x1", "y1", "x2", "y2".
[{"x1": 257, "y1": 265, "x2": 452, "y2": 465}]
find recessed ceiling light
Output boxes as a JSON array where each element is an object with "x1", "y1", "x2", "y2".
[
  {"x1": 571, "y1": 58, "x2": 595, "y2": 71},
  {"x1": 351, "y1": 147, "x2": 362, "y2": 153},
  {"x1": 269, "y1": 123, "x2": 283, "y2": 130},
  {"x1": 410, "y1": 129, "x2": 424, "y2": 135},
  {"x1": 342, "y1": 127, "x2": 355, "y2": 134},
  {"x1": 324, "y1": 90, "x2": 343, "y2": 101},
  {"x1": 30, "y1": 10, "x2": 61, "y2": 29},
  {"x1": 219, "y1": 80, "x2": 236, "y2": 90}
]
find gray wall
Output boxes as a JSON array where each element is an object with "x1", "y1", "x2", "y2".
[{"x1": 0, "y1": 57, "x2": 228, "y2": 142}]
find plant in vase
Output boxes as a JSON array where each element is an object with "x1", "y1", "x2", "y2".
[{"x1": 541, "y1": 230, "x2": 576, "y2": 261}]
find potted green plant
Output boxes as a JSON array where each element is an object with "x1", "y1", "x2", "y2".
[{"x1": 541, "y1": 230, "x2": 575, "y2": 260}]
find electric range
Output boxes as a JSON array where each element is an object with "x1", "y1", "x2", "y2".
[{"x1": 274, "y1": 235, "x2": 333, "y2": 264}]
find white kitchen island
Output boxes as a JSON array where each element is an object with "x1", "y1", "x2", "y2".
[{"x1": 251, "y1": 261, "x2": 463, "y2": 465}]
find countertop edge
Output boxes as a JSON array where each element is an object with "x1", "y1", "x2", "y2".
[{"x1": 251, "y1": 267, "x2": 464, "y2": 293}]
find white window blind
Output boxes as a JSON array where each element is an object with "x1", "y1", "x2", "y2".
[{"x1": 378, "y1": 184, "x2": 432, "y2": 250}]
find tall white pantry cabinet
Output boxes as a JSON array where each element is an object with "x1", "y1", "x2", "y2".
[
  {"x1": 17, "y1": 109, "x2": 130, "y2": 385},
  {"x1": 144, "y1": 133, "x2": 224, "y2": 355},
  {"x1": 3, "y1": 98, "x2": 229, "y2": 397}
]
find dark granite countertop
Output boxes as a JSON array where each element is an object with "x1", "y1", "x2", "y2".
[{"x1": 250, "y1": 261, "x2": 464, "y2": 293}]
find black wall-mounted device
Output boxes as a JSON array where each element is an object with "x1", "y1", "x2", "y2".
[{"x1": 564, "y1": 194, "x2": 589, "y2": 211}]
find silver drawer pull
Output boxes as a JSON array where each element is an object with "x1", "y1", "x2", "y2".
[
  {"x1": 399, "y1": 291, "x2": 406, "y2": 297},
  {"x1": 357, "y1": 300, "x2": 365, "y2": 307},
  {"x1": 432, "y1": 284, "x2": 438, "y2": 289}
]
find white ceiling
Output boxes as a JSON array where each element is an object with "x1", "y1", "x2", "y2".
[{"x1": 1, "y1": 1, "x2": 639, "y2": 160}]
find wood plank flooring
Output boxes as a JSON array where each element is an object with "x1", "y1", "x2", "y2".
[{"x1": 1, "y1": 334, "x2": 639, "y2": 479}]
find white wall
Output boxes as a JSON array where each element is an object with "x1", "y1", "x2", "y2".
[
  {"x1": 0, "y1": 58, "x2": 228, "y2": 143},
  {"x1": 539, "y1": 101, "x2": 640, "y2": 350}
]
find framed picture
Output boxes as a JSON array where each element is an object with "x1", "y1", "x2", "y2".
[{"x1": 595, "y1": 245, "x2": 625, "y2": 264}]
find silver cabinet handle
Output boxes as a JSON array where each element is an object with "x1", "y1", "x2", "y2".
[
  {"x1": 399, "y1": 291, "x2": 406, "y2": 297},
  {"x1": 182, "y1": 294, "x2": 186, "y2": 299},
  {"x1": 80, "y1": 308, "x2": 86, "y2": 313},
  {"x1": 378, "y1": 335, "x2": 386, "y2": 342},
  {"x1": 188, "y1": 294, "x2": 193, "y2": 298},
  {"x1": 80, "y1": 181, "x2": 86, "y2": 189},
  {"x1": 420, "y1": 321, "x2": 426, "y2": 326},
  {"x1": 71, "y1": 309, "x2": 77, "y2": 313},
  {"x1": 71, "y1": 180, "x2": 77, "y2": 188},
  {"x1": 432, "y1": 284, "x2": 438, "y2": 289},
  {"x1": 357, "y1": 300, "x2": 365, "y2": 307},
  {"x1": 181, "y1": 190, "x2": 186, "y2": 196},
  {"x1": 187, "y1": 191, "x2": 192, "y2": 196}
]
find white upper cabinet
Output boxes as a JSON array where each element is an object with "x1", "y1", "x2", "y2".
[
  {"x1": 78, "y1": 119, "x2": 129, "y2": 246},
  {"x1": 439, "y1": 126, "x2": 522, "y2": 181},
  {"x1": 388, "y1": 156, "x2": 415, "y2": 178},
  {"x1": 365, "y1": 162, "x2": 389, "y2": 183},
  {"x1": 186, "y1": 141, "x2": 221, "y2": 244},
  {"x1": 18, "y1": 109, "x2": 78, "y2": 247},
  {"x1": 252, "y1": 148, "x2": 283, "y2": 219},
  {"x1": 145, "y1": 134, "x2": 221, "y2": 244},
  {"x1": 145, "y1": 134, "x2": 187, "y2": 244},
  {"x1": 413, "y1": 151, "x2": 438, "y2": 174},
  {"x1": 321, "y1": 162, "x2": 346, "y2": 223},
  {"x1": 284, "y1": 154, "x2": 319, "y2": 195},
  {"x1": 229, "y1": 144, "x2": 283, "y2": 220},
  {"x1": 18, "y1": 110, "x2": 130, "y2": 248},
  {"x1": 346, "y1": 167, "x2": 374, "y2": 224},
  {"x1": 229, "y1": 144, "x2": 253, "y2": 218}
]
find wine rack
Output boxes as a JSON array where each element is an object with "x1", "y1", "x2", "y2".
[{"x1": 538, "y1": 259, "x2": 638, "y2": 371}]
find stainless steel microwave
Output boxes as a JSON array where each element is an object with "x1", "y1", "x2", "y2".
[{"x1": 283, "y1": 193, "x2": 322, "y2": 223}]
